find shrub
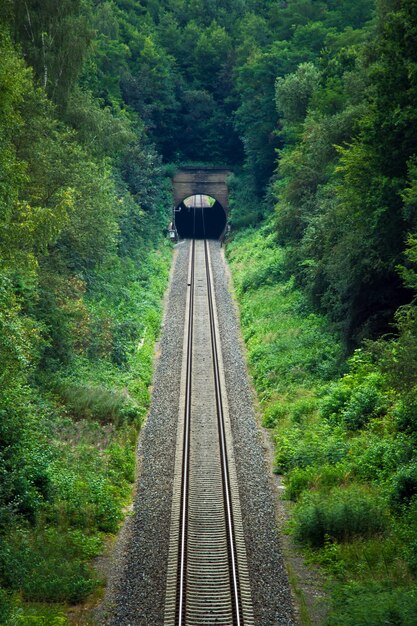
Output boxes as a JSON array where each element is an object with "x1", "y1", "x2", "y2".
[
  {"x1": 267, "y1": 396, "x2": 318, "y2": 429},
  {"x1": 262, "y1": 401, "x2": 289, "y2": 428},
  {"x1": 390, "y1": 464, "x2": 417, "y2": 509},
  {"x1": 341, "y1": 383, "x2": 386, "y2": 430},
  {"x1": 239, "y1": 248, "x2": 284, "y2": 293},
  {"x1": 48, "y1": 468, "x2": 122, "y2": 533},
  {"x1": 107, "y1": 441, "x2": 136, "y2": 484},
  {"x1": 14, "y1": 605, "x2": 68, "y2": 624},
  {"x1": 293, "y1": 486, "x2": 388, "y2": 547},
  {"x1": 92, "y1": 483, "x2": 122, "y2": 533},
  {"x1": 275, "y1": 422, "x2": 348, "y2": 472},
  {"x1": 394, "y1": 396, "x2": 417, "y2": 434},
  {"x1": 395, "y1": 499, "x2": 417, "y2": 575},
  {"x1": 285, "y1": 463, "x2": 350, "y2": 501},
  {"x1": 320, "y1": 383, "x2": 352, "y2": 422},
  {"x1": 321, "y1": 372, "x2": 387, "y2": 431},
  {"x1": 285, "y1": 466, "x2": 317, "y2": 500},
  {"x1": 0, "y1": 528, "x2": 100, "y2": 604},
  {"x1": 317, "y1": 464, "x2": 351, "y2": 490},
  {"x1": 290, "y1": 396, "x2": 318, "y2": 423},
  {"x1": 350, "y1": 434, "x2": 413, "y2": 482},
  {"x1": 327, "y1": 584, "x2": 417, "y2": 626},
  {"x1": 0, "y1": 588, "x2": 13, "y2": 625}
]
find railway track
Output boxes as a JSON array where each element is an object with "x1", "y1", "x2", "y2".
[{"x1": 164, "y1": 239, "x2": 254, "y2": 626}]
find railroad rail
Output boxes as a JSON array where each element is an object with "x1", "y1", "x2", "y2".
[{"x1": 164, "y1": 240, "x2": 254, "y2": 625}]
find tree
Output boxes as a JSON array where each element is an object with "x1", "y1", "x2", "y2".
[{"x1": 12, "y1": 0, "x2": 93, "y2": 106}]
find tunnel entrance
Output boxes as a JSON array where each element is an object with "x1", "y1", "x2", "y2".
[{"x1": 174, "y1": 194, "x2": 227, "y2": 239}]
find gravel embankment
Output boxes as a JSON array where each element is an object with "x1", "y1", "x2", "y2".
[
  {"x1": 101, "y1": 239, "x2": 295, "y2": 625},
  {"x1": 102, "y1": 241, "x2": 189, "y2": 626}
]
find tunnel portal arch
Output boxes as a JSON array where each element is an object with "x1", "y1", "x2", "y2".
[
  {"x1": 172, "y1": 167, "x2": 230, "y2": 240},
  {"x1": 175, "y1": 194, "x2": 226, "y2": 239}
]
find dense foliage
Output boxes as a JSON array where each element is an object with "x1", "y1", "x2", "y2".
[
  {"x1": 226, "y1": 5, "x2": 417, "y2": 622},
  {"x1": 273, "y1": 0, "x2": 417, "y2": 344},
  {"x1": 228, "y1": 225, "x2": 417, "y2": 625},
  {"x1": 3, "y1": 0, "x2": 417, "y2": 622},
  {"x1": 229, "y1": 1, "x2": 417, "y2": 622},
  {"x1": 0, "y1": 1, "x2": 171, "y2": 621},
  {"x1": 118, "y1": 0, "x2": 404, "y2": 347}
]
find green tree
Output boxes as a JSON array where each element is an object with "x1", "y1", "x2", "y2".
[{"x1": 12, "y1": 0, "x2": 93, "y2": 106}]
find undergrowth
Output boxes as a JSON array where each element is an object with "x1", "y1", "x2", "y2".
[
  {"x1": 227, "y1": 222, "x2": 417, "y2": 625},
  {"x1": 0, "y1": 243, "x2": 171, "y2": 623}
]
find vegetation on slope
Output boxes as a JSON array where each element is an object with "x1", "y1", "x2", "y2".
[
  {"x1": 228, "y1": 224, "x2": 417, "y2": 624},
  {"x1": 0, "y1": 2, "x2": 171, "y2": 621},
  {"x1": 227, "y1": 6, "x2": 417, "y2": 618},
  {"x1": 273, "y1": 0, "x2": 417, "y2": 345}
]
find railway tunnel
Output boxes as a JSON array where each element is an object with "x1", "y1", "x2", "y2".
[
  {"x1": 174, "y1": 194, "x2": 227, "y2": 239},
  {"x1": 172, "y1": 167, "x2": 230, "y2": 240}
]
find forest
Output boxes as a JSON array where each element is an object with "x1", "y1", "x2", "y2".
[{"x1": 1, "y1": 0, "x2": 417, "y2": 623}]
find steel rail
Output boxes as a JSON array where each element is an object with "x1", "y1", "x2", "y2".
[
  {"x1": 176, "y1": 239, "x2": 195, "y2": 626},
  {"x1": 204, "y1": 239, "x2": 242, "y2": 625},
  {"x1": 166, "y1": 239, "x2": 252, "y2": 626}
]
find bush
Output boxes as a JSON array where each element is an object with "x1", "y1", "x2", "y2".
[
  {"x1": 262, "y1": 401, "x2": 289, "y2": 428},
  {"x1": 293, "y1": 486, "x2": 388, "y2": 547},
  {"x1": 321, "y1": 374, "x2": 387, "y2": 431},
  {"x1": 327, "y1": 584, "x2": 417, "y2": 626},
  {"x1": 285, "y1": 466, "x2": 317, "y2": 500},
  {"x1": 107, "y1": 441, "x2": 136, "y2": 484},
  {"x1": 350, "y1": 434, "x2": 413, "y2": 482},
  {"x1": 341, "y1": 383, "x2": 386, "y2": 430},
  {"x1": 275, "y1": 422, "x2": 348, "y2": 472},
  {"x1": 14, "y1": 605, "x2": 68, "y2": 624},
  {"x1": 0, "y1": 528, "x2": 100, "y2": 604},
  {"x1": 320, "y1": 383, "x2": 352, "y2": 422},
  {"x1": 290, "y1": 396, "x2": 318, "y2": 423},
  {"x1": 48, "y1": 467, "x2": 122, "y2": 533},
  {"x1": 0, "y1": 588, "x2": 13, "y2": 624},
  {"x1": 390, "y1": 464, "x2": 417, "y2": 509},
  {"x1": 285, "y1": 463, "x2": 350, "y2": 501},
  {"x1": 394, "y1": 396, "x2": 417, "y2": 434},
  {"x1": 396, "y1": 499, "x2": 417, "y2": 575},
  {"x1": 239, "y1": 248, "x2": 284, "y2": 293}
]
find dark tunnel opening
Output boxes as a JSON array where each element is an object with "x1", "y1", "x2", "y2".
[{"x1": 174, "y1": 195, "x2": 227, "y2": 239}]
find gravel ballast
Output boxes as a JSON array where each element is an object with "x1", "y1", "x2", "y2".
[{"x1": 103, "y1": 239, "x2": 295, "y2": 626}]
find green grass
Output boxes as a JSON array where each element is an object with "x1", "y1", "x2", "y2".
[
  {"x1": 228, "y1": 224, "x2": 342, "y2": 405},
  {"x1": 227, "y1": 221, "x2": 417, "y2": 624},
  {"x1": 5, "y1": 604, "x2": 68, "y2": 625}
]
